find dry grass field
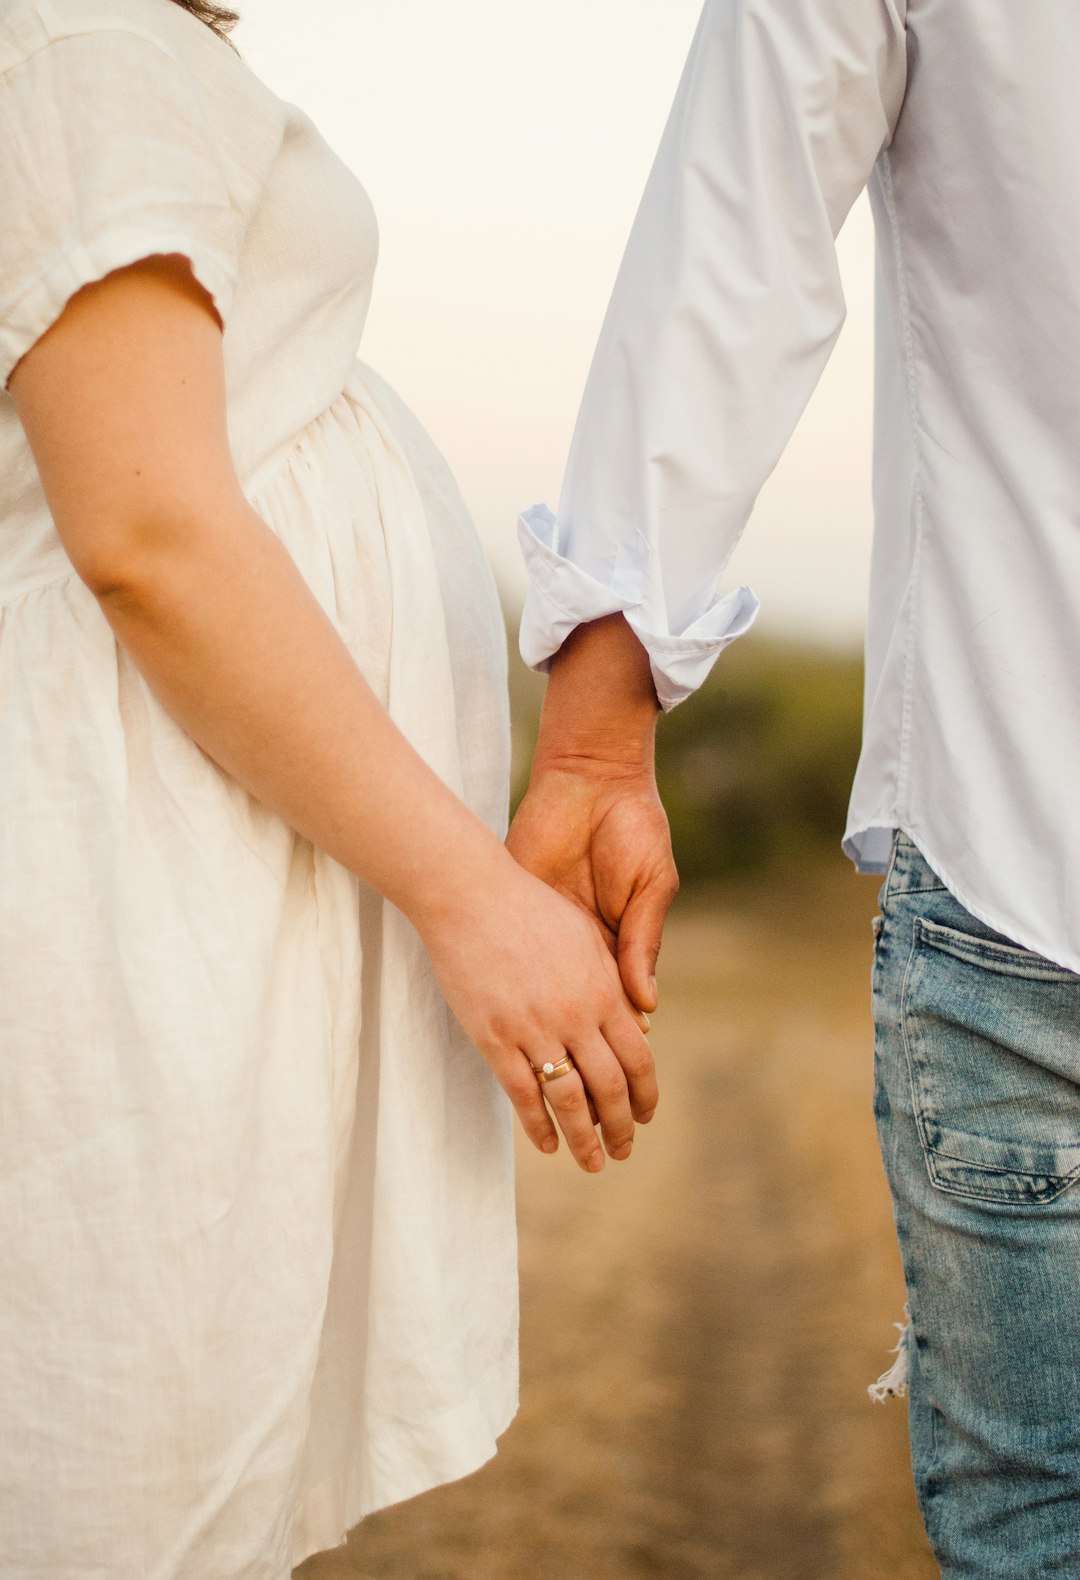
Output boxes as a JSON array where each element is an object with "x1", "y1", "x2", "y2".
[{"x1": 298, "y1": 859, "x2": 937, "y2": 1580}]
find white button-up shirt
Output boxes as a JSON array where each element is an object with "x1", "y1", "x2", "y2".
[{"x1": 519, "y1": 0, "x2": 1080, "y2": 973}]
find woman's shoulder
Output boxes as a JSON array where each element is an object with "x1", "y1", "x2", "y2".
[
  {"x1": 0, "y1": 0, "x2": 288, "y2": 172},
  {"x1": 0, "y1": 0, "x2": 266, "y2": 104},
  {"x1": 1, "y1": 0, "x2": 178, "y2": 68}
]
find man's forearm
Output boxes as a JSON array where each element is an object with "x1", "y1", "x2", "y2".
[{"x1": 533, "y1": 614, "x2": 660, "y2": 775}]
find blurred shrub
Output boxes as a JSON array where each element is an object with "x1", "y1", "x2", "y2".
[{"x1": 508, "y1": 625, "x2": 864, "y2": 886}]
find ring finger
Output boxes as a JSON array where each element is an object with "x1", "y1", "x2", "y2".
[{"x1": 532, "y1": 1052, "x2": 604, "y2": 1173}]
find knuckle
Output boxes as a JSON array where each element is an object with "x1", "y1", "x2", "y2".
[
  {"x1": 545, "y1": 1080, "x2": 581, "y2": 1112},
  {"x1": 507, "y1": 1068, "x2": 539, "y2": 1105},
  {"x1": 486, "y1": 1012, "x2": 516, "y2": 1049},
  {"x1": 595, "y1": 1071, "x2": 628, "y2": 1107},
  {"x1": 599, "y1": 983, "x2": 622, "y2": 1019},
  {"x1": 622, "y1": 1045, "x2": 654, "y2": 1081}
]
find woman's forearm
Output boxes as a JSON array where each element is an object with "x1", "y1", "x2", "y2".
[
  {"x1": 10, "y1": 256, "x2": 659, "y2": 1169},
  {"x1": 96, "y1": 496, "x2": 508, "y2": 929}
]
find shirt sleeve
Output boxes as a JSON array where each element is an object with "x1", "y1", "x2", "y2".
[
  {"x1": 518, "y1": 0, "x2": 909, "y2": 709},
  {"x1": 0, "y1": 27, "x2": 242, "y2": 389}
]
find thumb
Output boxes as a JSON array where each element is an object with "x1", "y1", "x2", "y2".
[{"x1": 617, "y1": 879, "x2": 672, "y2": 1014}]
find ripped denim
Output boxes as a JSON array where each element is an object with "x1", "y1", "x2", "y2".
[{"x1": 872, "y1": 832, "x2": 1080, "y2": 1576}]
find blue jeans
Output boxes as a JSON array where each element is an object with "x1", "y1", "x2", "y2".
[{"x1": 873, "y1": 833, "x2": 1080, "y2": 1576}]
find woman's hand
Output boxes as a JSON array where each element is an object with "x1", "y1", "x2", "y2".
[{"x1": 414, "y1": 846, "x2": 658, "y2": 1172}]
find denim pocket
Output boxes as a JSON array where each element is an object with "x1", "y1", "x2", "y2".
[{"x1": 901, "y1": 916, "x2": 1080, "y2": 1204}]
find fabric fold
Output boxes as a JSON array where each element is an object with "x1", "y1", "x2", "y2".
[{"x1": 517, "y1": 501, "x2": 760, "y2": 709}]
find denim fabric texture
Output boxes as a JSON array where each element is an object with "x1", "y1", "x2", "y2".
[{"x1": 873, "y1": 833, "x2": 1080, "y2": 1575}]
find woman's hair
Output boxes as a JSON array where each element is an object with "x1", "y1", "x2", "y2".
[{"x1": 167, "y1": 0, "x2": 241, "y2": 43}]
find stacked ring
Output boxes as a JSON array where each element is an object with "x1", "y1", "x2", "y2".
[{"x1": 532, "y1": 1055, "x2": 576, "y2": 1085}]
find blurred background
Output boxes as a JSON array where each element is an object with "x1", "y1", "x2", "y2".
[{"x1": 230, "y1": 2, "x2": 936, "y2": 1574}]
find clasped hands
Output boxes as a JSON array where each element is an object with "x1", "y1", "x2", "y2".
[
  {"x1": 505, "y1": 614, "x2": 678, "y2": 1172},
  {"x1": 420, "y1": 617, "x2": 676, "y2": 1173}
]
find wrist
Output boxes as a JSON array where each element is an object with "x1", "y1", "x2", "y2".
[
  {"x1": 400, "y1": 818, "x2": 521, "y2": 940},
  {"x1": 535, "y1": 613, "x2": 659, "y2": 775}
]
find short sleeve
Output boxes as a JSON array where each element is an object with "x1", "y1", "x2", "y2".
[{"x1": 0, "y1": 27, "x2": 242, "y2": 387}]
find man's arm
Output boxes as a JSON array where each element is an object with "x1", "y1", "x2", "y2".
[
  {"x1": 520, "y1": 0, "x2": 908, "y2": 707},
  {"x1": 511, "y1": 0, "x2": 909, "y2": 985},
  {"x1": 513, "y1": 0, "x2": 909, "y2": 987},
  {"x1": 509, "y1": 614, "x2": 676, "y2": 1014}
]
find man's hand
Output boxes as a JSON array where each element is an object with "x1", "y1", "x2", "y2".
[
  {"x1": 508, "y1": 613, "x2": 678, "y2": 1016},
  {"x1": 508, "y1": 759, "x2": 677, "y2": 1014}
]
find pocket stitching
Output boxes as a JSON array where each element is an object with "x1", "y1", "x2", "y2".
[
  {"x1": 916, "y1": 1170, "x2": 1079, "y2": 1207},
  {"x1": 914, "y1": 915, "x2": 1078, "y2": 984},
  {"x1": 924, "y1": 1134, "x2": 1080, "y2": 1199}
]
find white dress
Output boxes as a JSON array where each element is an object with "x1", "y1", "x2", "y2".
[{"x1": 0, "y1": 2, "x2": 517, "y2": 1575}]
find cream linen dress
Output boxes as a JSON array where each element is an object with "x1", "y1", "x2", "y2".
[{"x1": 0, "y1": 1, "x2": 517, "y2": 1574}]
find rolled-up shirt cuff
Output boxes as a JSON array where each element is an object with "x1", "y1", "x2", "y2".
[{"x1": 517, "y1": 503, "x2": 760, "y2": 711}]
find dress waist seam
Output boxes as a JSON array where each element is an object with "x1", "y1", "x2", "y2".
[
  {"x1": 0, "y1": 564, "x2": 79, "y2": 611},
  {"x1": 241, "y1": 368, "x2": 365, "y2": 502}
]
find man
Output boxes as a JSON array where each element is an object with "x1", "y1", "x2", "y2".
[{"x1": 508, "y1": 1, "x2": 1080, "y2": 1571}]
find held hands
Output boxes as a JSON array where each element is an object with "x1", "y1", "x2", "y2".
[
  {"x1": 421, "y1": 615, "x2": 676, "y2": 1173},
  {"x1": 499, "y1": 614, "x2": 679, "y2": 1168}
]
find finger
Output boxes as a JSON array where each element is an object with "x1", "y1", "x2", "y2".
[
  {"x1": 535, "y1": 1059, "x2": 605, "y2": 1173},
  {"x1": 617, "y1": 874, "x2": 678, "y2": 1013},
  {"x1": 600, "y1": 1001, "x2": 659, "y2": 1123},
  {"x1": 570, "y1": 1030, "x2": 637, "y2": 1161},
  {"x1": 503, "y1": 1056, "x2": 560, "y2": 1156}
]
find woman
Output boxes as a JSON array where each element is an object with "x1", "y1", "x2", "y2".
[{"x1": 0, "y1": 0, "x2": 657, "y2": 1573}]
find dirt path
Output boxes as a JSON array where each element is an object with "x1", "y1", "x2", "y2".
[{"x1": 298, "y1": 864, "x2": 936, "y2": 1580}]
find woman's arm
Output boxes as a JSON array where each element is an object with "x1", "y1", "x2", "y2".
[{"x1": 9, "y1": 254, "x2": 656, "y2": 1171}]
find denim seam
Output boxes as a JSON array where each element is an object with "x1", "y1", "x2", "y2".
[
  {"x1": 926, "y1": 1136, "x2": 1080, "y2": 1186},
  {"x1": 898, "y1": 919, "x2": 931, "y2": 1167},
  {"x1": 924, "y1": 1143, "x2": 1056, "y2": 1180},
  {"x1": 881, "y1": 828, "x2": 903, "y2": 904},
  {"x1": 914, "y1": 917, "x2": 1079, "y2": 983},
  {"x1": 917, "y1": 1164, "x2": 1080, "y2": 1207}
]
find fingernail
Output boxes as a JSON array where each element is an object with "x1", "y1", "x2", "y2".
[
  {"x1": 649, "y1": 976, "x2": 658, "y2": 1002},
  {"x1": 542, "y1": 1136, "x2": 558, "y2": 1154},
  {"x1": 586, "y1": 1150, "x2": 605, "y2": 1173},
  {"x1": 635, "y1": 1010, "x2": 651, "y2": 1032}
]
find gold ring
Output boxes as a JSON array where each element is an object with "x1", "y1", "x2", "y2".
[{"x1": 533, "y1": 1055, "x2": 576, "y2": 1085}]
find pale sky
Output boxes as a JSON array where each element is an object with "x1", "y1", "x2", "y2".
[{"x1": 235, "y1": 0, "x2": 876, "y2": 645}]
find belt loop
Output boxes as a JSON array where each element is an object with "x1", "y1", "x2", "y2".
[{"x1": 882, "y1": 827, "x2": 903, "y2": 903}]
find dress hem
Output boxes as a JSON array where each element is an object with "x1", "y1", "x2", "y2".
[{"x1": 290, "y1": 1390, "x2": 519, "y2": 1571}]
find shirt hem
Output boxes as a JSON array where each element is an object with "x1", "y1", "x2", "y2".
[{"x1": 844, "y1": 818, "x2": 1080, "y2": 978}]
